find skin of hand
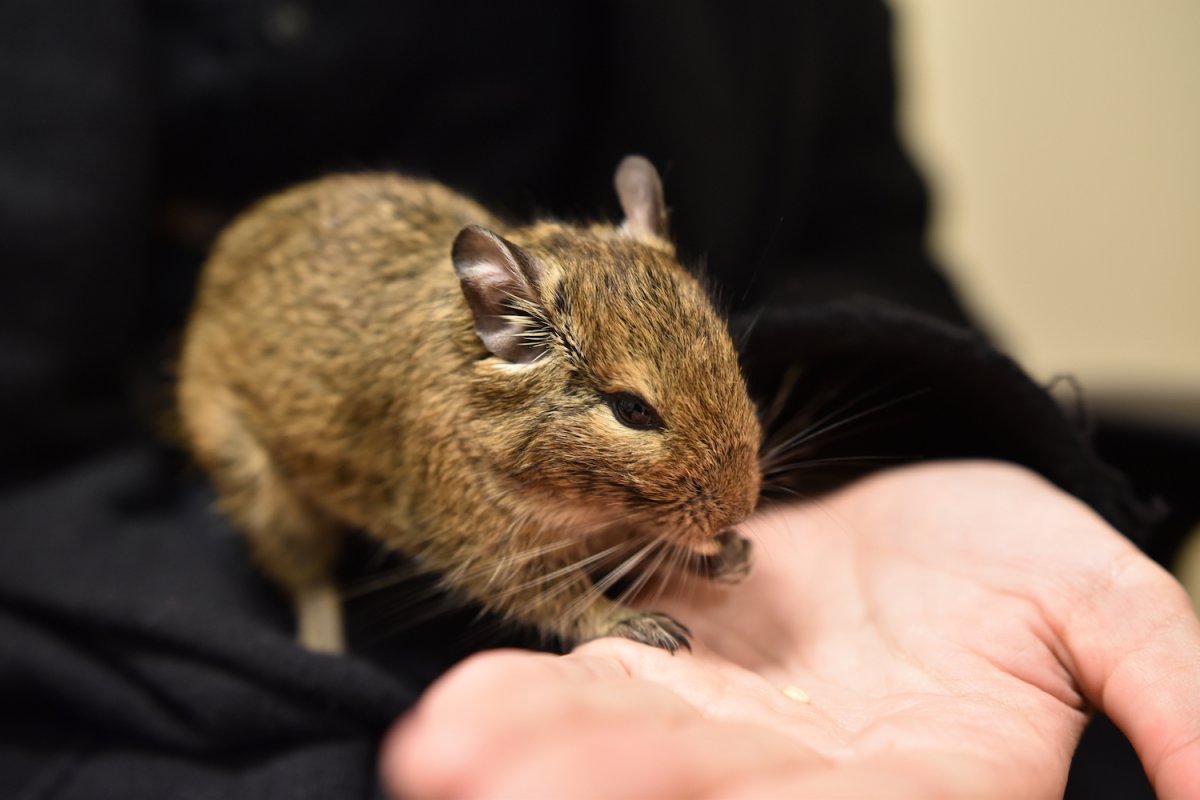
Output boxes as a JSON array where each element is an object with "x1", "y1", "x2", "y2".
[{"x1": 382, "y1": 460, "x2": 1200, "y2": 799}]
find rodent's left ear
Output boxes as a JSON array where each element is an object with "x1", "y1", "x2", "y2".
[
  {"x1": 615, "y1": 154, "x2": 669, "y2": 241},
  {"x1": 452, "y1": 225, "x2": 549, "y2": 364}
]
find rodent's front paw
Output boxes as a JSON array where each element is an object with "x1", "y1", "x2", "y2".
[
  {"x1": 694, "y1": 529, "x2": 753, "y2": 584},
  {"x1": 608, "y1": 611, "x2": 692, "y2": 654}
]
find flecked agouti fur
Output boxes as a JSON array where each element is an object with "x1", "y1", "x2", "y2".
[{"x1": 176, "y1": 157, "x2": 762, "y2": 653}]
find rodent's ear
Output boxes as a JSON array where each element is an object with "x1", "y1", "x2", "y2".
[
  {"x1": 614, "y1": 154, "x2": 668, "y2": 241},
  {"x1": 451, "y1": 225, "x2": 549, "y2": 364}
]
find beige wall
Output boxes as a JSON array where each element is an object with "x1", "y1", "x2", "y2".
[{"x1": 889, "y1": 0, "x2": 1200, "y2": 420}]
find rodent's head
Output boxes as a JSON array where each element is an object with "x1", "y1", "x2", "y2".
[{"x1": 452, "y1": 156, "x2": 761, "y2": 553}]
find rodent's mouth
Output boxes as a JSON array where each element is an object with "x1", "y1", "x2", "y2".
[
  {"x1": 686, "y1": 535, "x2": 725, "y2": 557},
  {"x1": 581, "y1": 502, "x2": 742, "y2": 561}
]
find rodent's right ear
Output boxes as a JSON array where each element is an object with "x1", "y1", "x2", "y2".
[
  {"x1": 615, "y1": 155, "x2": 669, "y2": 241},
  {"x1": 451, "y1": 225, "x2": 549, "y2": 364}
]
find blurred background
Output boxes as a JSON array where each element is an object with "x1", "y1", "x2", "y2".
[
  {"x1": 890, "y1": 0, "x2": 1200, "y2": 585},
  {"x1": 891, "y1": 0, "x2": 1199, "y2": 416},
  {"x1": 890, "y1": 5, "x2": 1199, "y2": 794}
]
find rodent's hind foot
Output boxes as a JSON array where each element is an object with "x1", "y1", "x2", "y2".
[
  {"x1": 607, "y1": 611, "x2": 692, "y2": 654},
  {"x1": 690, "y1": 529, "x2": 753, "y2": 584}
]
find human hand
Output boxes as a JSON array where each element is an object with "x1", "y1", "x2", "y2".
[{"x1": 383, "y1": 461, "x2": 1200, "y2": 798}]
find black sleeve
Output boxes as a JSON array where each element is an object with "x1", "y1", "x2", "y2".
[
  {"x1": 0, "y1": 0, "x2": 152, "y2": 486},
  {"x1": 761, "y1": 1, "x2": 974, "y2": 328}
]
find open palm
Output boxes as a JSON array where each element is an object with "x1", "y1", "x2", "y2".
[{"x1": 386, "y1": 461, "x2": 1200, "y2": 798}]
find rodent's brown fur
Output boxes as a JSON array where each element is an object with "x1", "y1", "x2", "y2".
[{"x1": 177, "y1": 160, "x2": 761, "y2": 652}]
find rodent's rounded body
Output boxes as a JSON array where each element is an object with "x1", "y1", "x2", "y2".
[
  {"x1": 178, "y1": 165, "x2": 761, "y2": 652},
  {"x1": 182, "y1": 176, "x2": 510, "y2": 559}
]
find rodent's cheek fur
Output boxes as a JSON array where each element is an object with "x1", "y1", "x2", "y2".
[
  {"x1": 486, "y1": 403, "x2": 754, "y2": 547},
  {"x1": 468, "y1": 342, "x2": 760, "y2": 546}
]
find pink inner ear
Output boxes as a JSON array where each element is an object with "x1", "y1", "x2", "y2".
[
  {"x1": 451, "y1": 225, "x2": 547, "y2": 364},
  {"x1": 614, "y1": 155, "x2": 667, "y2": 239}
]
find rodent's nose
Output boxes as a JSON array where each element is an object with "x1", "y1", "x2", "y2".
[
  {"x1": 728, "y1": 456, "x2": 761, "y2": 522},
  {"x1": 705, "y1": 493, "x2": 757, "y2": 537},
  {"x1": 692, "y1": 461, "x2": 759, "y2": 530},
  {"x1": 736, "y1": 488, "x2": 758, "y2": 522},
  {"x1": 722, "y1": 491, "x2": 757, "y2": 530}
]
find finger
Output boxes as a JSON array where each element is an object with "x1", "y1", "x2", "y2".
[
  {"x1": 1058, "y1": 549, "x2": 1200, "y2": 799},
  {"x1": 718, "y1": 753, "x2": 1004, "y2": 800},
  {"x1": 381, "y1": 648, "x2": 701, "y2": 799},
  {"x1": 477, "y1": 718, "x2": 822, "y2": 800}
]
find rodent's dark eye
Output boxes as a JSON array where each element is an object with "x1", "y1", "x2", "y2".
[{"x1": 608, "y1": 392, "x2": 663, "y2": 430}]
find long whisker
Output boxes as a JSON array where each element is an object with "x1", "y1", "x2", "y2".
[
  {"x1": 613, "y1": 537, "x2": 673, "y2": 610},
  {"x1": 581, "y1": 537, "x2": 661, "y2": 603},
  {"x1": 761, "y1": 387, "x2": 929, "y2": 468},
  {"x1": 346, "y1": 499, "x2": 653, "y2": 602},
  {"x1": 735, "y1": 304, "x2": 768, "y2": 353},
  {"x1": 760, "y1": 364, "x2": 802, "y2": 434},
  {"x1": 760, "y1": 374, "x2": 912, "y2": 463},
  {"x1": 612, "y1": 562, "x2": 660, "y2": 611},
  {"x1": 344, "y1": 535, "x2": 579, "y2": 600},
  {"x1": 354, "y1": 533, "x2": 651, "y2": 642},
  {"x1": 559, "y1": 537, "x2": 662, "y2": 625},
  {"x1": 496, "y1": 537, "x2": 642, "y2": 599},
  {"x1": 761, "y1": 453, "x2": 906, "y2": 478},
  {"x1": 760, "y1": 484, "x2": 817, "y2": 501},
  {"x1": 641, "y1": 538, "x2": 683, "y2": 611}
]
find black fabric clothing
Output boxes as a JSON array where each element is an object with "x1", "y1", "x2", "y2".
[
  {"x1": 0, "y1": 1, "x2": 1152, "y2": 797},
  {"x1": 1, "y1": 0, "x2": 971, "y2": 485}
]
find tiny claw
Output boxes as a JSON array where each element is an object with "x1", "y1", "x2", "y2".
[{"x1": 609, "y1": 611, "x2": 692, "y2": 654}]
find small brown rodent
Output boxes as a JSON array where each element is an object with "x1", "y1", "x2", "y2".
[{"x1": 177, "y1": 156, "x2": 761, "y2": 654}]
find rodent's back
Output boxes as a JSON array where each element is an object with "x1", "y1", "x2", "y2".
[
  {"x1": 196, "y1": 173, "x2": 499, "y2": 300},
  {"x1": 179, "y1": 174, "x2": 499, "y2": 526}
]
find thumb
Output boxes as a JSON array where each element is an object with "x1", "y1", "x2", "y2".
[
  {"x1": 1058, "y1": 549, "x2": 1200, "y2": 799},
  {"x1": 380, "y1": 647, "x2": 692, "y2": 798}
]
